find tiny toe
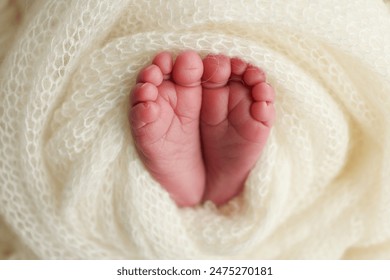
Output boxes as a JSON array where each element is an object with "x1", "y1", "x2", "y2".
[
  {"x1": 231, "y1": 57, "x2": 247, "y2": 76},
  {"x1": 250, "y1": 101, "x2": 275, "y2": 127},
  {"x1": 130, "y1": 101, "x2": 160, "y2": 129},
  {"x1": 172, "y1": 50, "x2": 203, "y2": 87},
  {"x1": 152, "y1": 51, "x2": 173, "y2": 78},
  {"x1": 130, "y1": 82, "x2": 158, "y2": 106},
  {"x1": 252, "y1": 82, "x2": 275, "y2": 103},
  {"x1": 202, "y1": 54, "x2": 231, "y2": 88},
  {"x1": 137, "y1": 64, "x2": 164, "y2": 86},
  {"x1": 243, "y1": 65, "x2": 266, "y2": 86}
]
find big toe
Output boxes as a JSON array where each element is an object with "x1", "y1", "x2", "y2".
[
  {"x1": 202, "y1": 54, "x2": 231, "y2": 88},
  {"x1": 172, "y1": 50, "x2": 203, "y2": 87}
]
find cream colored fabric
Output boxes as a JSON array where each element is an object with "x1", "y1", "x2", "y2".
[
  {"x1": 0, "y1": 0, "x2": 18, "y2": 62},
  {"x1": 1, "y1": 0, "x2": 390, "y2": 259}
]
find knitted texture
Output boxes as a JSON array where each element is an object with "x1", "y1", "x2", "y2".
[{"x1": 1, "y1": 0, "x2": 390, "y2": 259}]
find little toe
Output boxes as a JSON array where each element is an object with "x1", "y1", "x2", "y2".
[
  {"x1": 202, "y1": 54, "x2": 231, "y2": 88},
  {"x1": 130, "y1": 82, "x2": 158, "y2": 106},
  {"x1": 130, "y1": 101, "x2": 160, "y2": 130},
  {"x1": 250, "y1": 101, "x2": 275, "y2": 127},
  {"x1": 137, "y1": 64, "x2": 164, "y2": 86},
  {"x1": 252, "y1": 82, "x2": 275, "y2": 103},
  {"x1": 152, "y1": 51, "x2": 173, "y2": 79},
  {"x1": 172, "y1": 50, "x2": 203, "y2": 87},
  {"x1": 243, "y1": 65, "x2": 266, "y2": 86}
]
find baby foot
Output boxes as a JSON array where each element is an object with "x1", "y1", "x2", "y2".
[
  {"x1": 201, "y1": 54, "x2": 275, "y2": 205},
  {"x1": 129, "y1": 51, "x2": 205, "y2": 207}
]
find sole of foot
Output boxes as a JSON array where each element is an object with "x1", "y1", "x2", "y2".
[
  {"x1": 129, "y1": 51, "x2": 206, "y2": 207},
  {"x1": 200, "y1": 54, "x2": 275, "y2": 206}
]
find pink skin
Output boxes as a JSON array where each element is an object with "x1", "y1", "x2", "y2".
[
  {"x1": 130, "y1": 51, "x2": 205, "y2": 207},
  {"x1": 129, "y1": 51, "x2": 275, "y2": 207},
  {"x1": 201, "y1": 55, "x2": 275, "y2": 205}
]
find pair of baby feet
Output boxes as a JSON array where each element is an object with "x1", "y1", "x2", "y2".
[{"x1": 129, "y1": 51, "x2": 275, "y2": 207}]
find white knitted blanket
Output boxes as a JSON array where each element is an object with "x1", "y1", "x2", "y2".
[{"x1": 1, "y1": 0, "x2": 390, "y2": 259}]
